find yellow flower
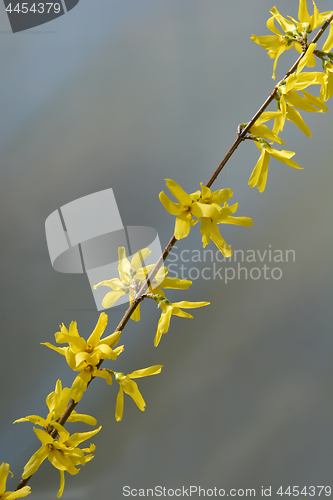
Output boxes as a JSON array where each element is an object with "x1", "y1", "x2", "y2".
[
  {"x1": 42, "y1": 313, "x2": 123, "y2": 402},
  {"x1": 43, "y1": 313, "x2": 121, "y2": 365},
  {"x1": 154, "y1": 296, "x2": 210, "y2": 347},
  {"x1": 21, "y1": 422, "x2": 101, "y2": 498},
  {"x1": 199, "y1": 205, "x2": 253, "y2": 257},
  {"x1": 159, "y1": 179, "x2": 222, "y2": 240},
  {"x1": 251, "y1": 7, "x2": 301, "y2": 79},
  {"x1": 146, "y1": 267, "x2": 192, "y2": 296},
  {"x1": 94, "y1": 247, "x2": 152, "y2": 321},
  {"x1": 277, "y1": 71, "x2": 327, "y2": 127},
  {"x1": 95, "y1": 248, "x2": 196, "y2": 323},
  {"x1": 251, "y1": 2, "x2": 333, "y2": 78},
  {"x1": 113, "y1": 366, "x2": 163, "y2": 421},
  {"x1": 191, "y1": 183, "x2": 253, "y2": 257},
  {"x1": 0, "y1": 462, "x2": 31, "y2": 499},
  {"x1": 69, "y1": 364, "x2": 115, "y2": 403},
  {"x1": 14, "y1": 380, "x2": 97, "y2": 429},
  {"x1": 160, "y1": 180, "x2": 252, "y2": 256},
  {"x1": 248, "y1": 141, "x2": 302, "y2": 193}
]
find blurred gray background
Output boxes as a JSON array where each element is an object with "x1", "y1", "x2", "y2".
[{"x1": 0, "y1": 1, "x2": 332, "y2": 498}]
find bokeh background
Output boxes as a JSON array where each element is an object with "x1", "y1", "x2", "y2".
[{"x1": 0, "y1": 1, "x2": 332, "y2": 498}]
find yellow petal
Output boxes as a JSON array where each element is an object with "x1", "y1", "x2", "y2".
[
  {"x1": 65, "y1": 426, "x2": 102, "y2": 448},
  {"x1": 172, "y1": 300, "x2": 210, "y2": 309},
  {"x1": 5, "y1": 486, "x2": 32, "y2": 499},
  {"x1": 272, "y1": 112, "x2": 284, "y2": 135},
  {"x1": 115, "y1": 387, "x2": 124, "y2": 421},
  {"x1": 121, "y1": 379, "x2": 146, "y2": 411},
  {"x1": 272, "y1": 44, "x2": 289, "y2": 79},
  {"x1": 70, "y1": 373, "x2": 91, "y2": 403},
  {"x1": 298, "y1": 0, "x2": 311, "y2": 24},
  {"x1": 102, "y1": 290, "x2": 125, "y2": 309},
  {"x1": 22, "y1": 446, "x2": 48, "y2": 479},
  {"x1": 93, "y1": 278, "x2": 124, "y2": 290},
  {"x1": 174, "y1": 213, "x2": 192, "y2": 240},
  {"x1": 165, "y1": 179, "x2": 192, "y2": 205},
  {"x1": 322, "y1": 22, "x2": 333, "y2": 52},
  {"x1": 101, "y1": 330, "x2": 121, "y2": 348},
  {"x1": 159, "y1": 191, "x2": 182, "y2": 215},
  {"x1": 269, "y1": 7, "x2": 296, "y2": 32},
  {"x1": 159, "y1": 276, "x2": 192, "y2": 290},
  {"x1": 54, "y1": 330, "x2": 86, "y2": 350},
  {"x1": 268, "y1": 148, "x2": 302, "y2": 169},
  {"x1": 286, "y1": 107, "x2": 312, "y2": 136},
  {"x1": 0, "y1": 462, "x2": 11, "y2": 493},
  {"x1": 48, "y1": 449, "x2": 77, "y2": 474},
  {"x1": 257, "y1": 150, "x2": 271, "y2": 192},
  {"x1": 285, "y1": 91, "x2": 318, "y2": 112},
  {"x1": 248, "y1": 149, "x2": 267, "y2": 189},
  {"x1": 131, "y1": 248, "x2": 151, "y2": 271},
  {"x1": 95, "y1": 343, "x2": 116, "y2": 360},
  {"x1": 130, "y1": 303, "x2": 141, "y2": 322},
  {"x1": 266, "y1": 16, "x2": 282, "y2": 37},
  {"x1": 191, "y1": 201, "x2": 221, "y2": 219},
  {"x1": 14, "y1": 415, "x2": 48, "y2": 427},
  {"x1": 95, "y1": 369, "x2": 113, "y2": 385},
  {"x1": 87, "y1": 312, "x2": 108, "y2": 347},
  {"x1": 156, "y1": 308, "x2": 172, "y2": 336},
  {"x1": 297, "y1": 43, "x2": 317, "y2": 73},
  {"x1": 301, "y1": 90, "x2": 328, "y2": 111},
  {"x1": 222, "y1": 216, "x2": 253, "y2": 227},
  {"x1": 41, "y1": 343, "x2": 67, "y2": 356},
  {"x1": 256, "y1": 110, "x2": 281, "y2": 126},
  {"x1": 67, "y1": 413, "x2": 97, "y2": 426},
  {"x1": 199, "y1": 217, "x2": 212, "y2": 248},
  {"x1": 249, "y1": 123, "x2": 285, "y2": 144},
  {"x1": 284, "y1": 73, "x2": 298, "y2": 94},
  {"x1": 170, "y1": 308, "x2": 193, "y2": 319},
  {"x1": 210, "y1": 188, "x2": 233, "y2": 205},
  {"x1": 57, "y1": 470, "x2": 65, "y2": 498},
  {"x1": 129, "y1": 365, "x2": 163, "y2": 378},
  {"x1": 209, "y1": 224, "x2": 233, "y2": 257}
]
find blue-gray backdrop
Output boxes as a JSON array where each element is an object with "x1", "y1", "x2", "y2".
[{"x1": 0, "y1": 1, "x2": 332, "y2": 499}]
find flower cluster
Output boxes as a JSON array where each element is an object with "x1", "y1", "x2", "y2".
[
  {"x1": 14, "y1": 380, "x2": 101, "y2": 498},
  {"x1": 42, "y1": 313, "x2": 162, "y2": 416},
  {"x1": 159, "y1": 179, "x2": 253, "y2": 255},
  {"x1": 12, "y1": 313, "x2": 163, "y2": 497},
  {"x1": 21, "y1": 422, "x2": 101, "y2": 498},
  {"x1": 95, "y1": 247, "x2": 211, "y2": 346},
  {"x1": 245, "y1": 1, "x2": 333, "y2": 192},
  {"x1": 42, "y1": 312, "x2": 123, "y2": 402},
  {"x1": 251, "y1": 1, "x2": 333, "y2": 78}
]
